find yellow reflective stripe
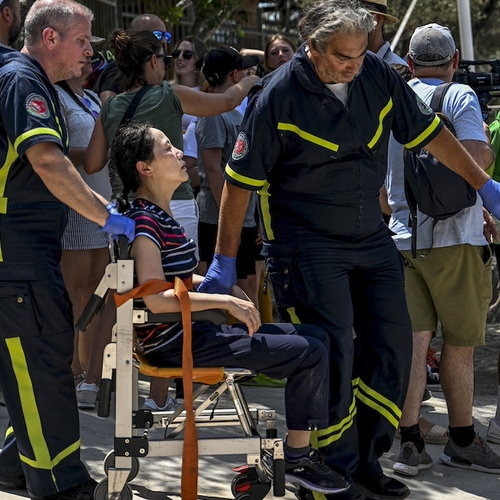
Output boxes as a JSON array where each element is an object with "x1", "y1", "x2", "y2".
[
  {"x1": 277, "y1": 122, "x2": 339, "y2": 152},
  {"x1": 13, "y1": 128, "x2": 61, "y2": 152},
  {"x1": 225, "y1": 163, "x2": 266, "y2": 189},
  {"x1": 313, "y1": 492, "x2": 327, "y2": 500},
  {"x1": 5, "y1": 425, "x2": 14, "y2": 438},
  {"x1": 357, "y1": 379, "x2": 401, "y2": 429},
  {"x1": 5, "y1": 338, "x2": 80, "y2": 471},
  {"x1": 316, "y1": 396, "x2": 357, "y2": 447},
  {"x1": 286, "y1": 307, "x2": 300, "y2": 323},
  {"x1": 0, "y1": 140, "x2": 18, "y2": 263},
  {"x1": 257, "y1": 182, "x2": 274, "y2": 241},
  {"x1": 50, "y1": 101, "x2": 67, "y2": 148},
  {"x1": 367, "y1": 98, "x2": 393, "y2": 149},
  {"x1": 404, "y1": 115, "x2": 441, "y2": 150}
]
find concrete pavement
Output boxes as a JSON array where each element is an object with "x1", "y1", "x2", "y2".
[{"x1": 1, "y1": 382, "x2": 500, "y2": 499}]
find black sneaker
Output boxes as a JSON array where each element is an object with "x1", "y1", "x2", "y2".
[
  {"x1": 0, "y1": 474, "x2": 26, "y2": 490},
  {"x1": 32, "y1": 479, "x2": 97, "y2": 500},
  {"x1": 295, "y1": 485, "x2": 368, "y2": 499},
  {"x1": 285, "y1": 448, "x2": 349, "y2": 494},
  {"x1": 353, "y1": 473, "x2": 410, "y2": 500}
]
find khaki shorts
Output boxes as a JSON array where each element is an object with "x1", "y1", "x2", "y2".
[{"x1": 401, "y1": 245, "x2": 492, "y2": 346}]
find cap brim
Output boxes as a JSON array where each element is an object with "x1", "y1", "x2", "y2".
[
  {"x1": 89, "y1": 35, "x2": 106, "y2": 44},
  {"x1": 369, "y1": 10, "x2": 399, "y2": 24},
  {"x1": 240, "y1": 55, "x2": 260, "y2": 69}
]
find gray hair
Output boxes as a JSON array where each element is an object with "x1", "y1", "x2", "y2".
[
  {"x1": 297, "y1": 0, "x2": 376, "y2": 53},
  {"x1": 24, "y1": 0, "x2": 93, "y2": 47}
]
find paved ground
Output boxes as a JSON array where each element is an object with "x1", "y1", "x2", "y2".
[{"x1": 1, "y1": 379, "x2": 500, "y2": 500}]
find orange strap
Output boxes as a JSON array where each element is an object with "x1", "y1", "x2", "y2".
[{"x1": 114, "y1": 277, "x2": 198, "y2": 500}]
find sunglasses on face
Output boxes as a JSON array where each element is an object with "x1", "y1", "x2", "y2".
[
  {"x1": 156, "y1": 53, "x2": 172, "y2": 70},
  {"x1": 172, "y1": 49, "x2": 194, "y2": 60},
  {"x1": 152, "y1": 30, "x2": 172, "y2": 43}
]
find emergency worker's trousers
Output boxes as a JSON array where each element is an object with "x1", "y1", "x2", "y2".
[
  {"x1": 267, "y1": 228, "x2": 412, "y2": 484},
  {"x1": 0, "y1": 276, "x2": 90, "y2": 497}
]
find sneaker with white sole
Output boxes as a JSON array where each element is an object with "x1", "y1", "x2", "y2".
[
  {"x1": 439, "y1": 433, "x2": 500, "y2": 473},
  {"x1": 285, "y1": 448, "x2": 349, "y2": 495},
  {"x1": 486, "y1": 419, "x2": 500, "y2": 444},
  {"x1": 76, "y1": 382, "x2": 98, "y2": 409},
  {"x1": 142, "y1": 395, "x2": 178, "y2": 411},
  {"x1": 393, "y1": 441, "x2": 433, "y2": 477}
]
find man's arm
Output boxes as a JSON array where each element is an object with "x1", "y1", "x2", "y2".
[
  {"x1": 197, "y1": 182, "x2": 252, "y2": 293},
  {"x1": 460, "y1": 139, "x2": 494, "y2": 172},
  {"x1": 424, "y1": 126, "x2": 490, "y2": 190},
  {"x1": 27, "y1": 142, "x2": 110, "y2": 226},
  {"x1": 215, "y1": 182, "x2": 252, "y2": 256}
]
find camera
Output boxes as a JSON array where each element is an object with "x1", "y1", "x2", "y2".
[{"x1": 453, "y1": 59, "x2": 500, "y2": 118}]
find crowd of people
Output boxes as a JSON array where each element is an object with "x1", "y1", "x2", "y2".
[{"x1": 2, "y1": 0, "x2": 500, "y2": 499}]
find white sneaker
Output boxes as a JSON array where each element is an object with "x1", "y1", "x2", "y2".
[
  {"x1": 76, "y1": 382, "x2": 98, "y2": 409},
  {"x1": 487, "y1": 419, "x2": 500, "y2": 444},
  {"x1": 143, "y1": 395, "x2": 178, "y2": 411}
]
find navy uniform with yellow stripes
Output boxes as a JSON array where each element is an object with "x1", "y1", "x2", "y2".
[
  {"x1": 225, "y1": 45, "x2": 443, "y2": 486},
  {"x1": 0, "y1": 46, "x2": 92, "y2": 496}
]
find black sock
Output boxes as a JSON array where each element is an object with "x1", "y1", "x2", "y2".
[
  {"x1": 449, "y1": 425, "x2": 475, "y2": 447},
  {"x1": 284, "y1": 442, "x2": 310, "y2": 462},
  {"x1": 400, "y1": 424, "x2": 425, "y2": 453}
]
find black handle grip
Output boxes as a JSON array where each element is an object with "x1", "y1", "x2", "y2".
[
  {"x1": 97, "y1": 378, "x2": 112, "y2": 418},
  {"x1": 76, "y1": 294, "x2": 105, "y2": 332},
  {"x1": 273, "y1": 458, "x2": 285, "y2": 497}
]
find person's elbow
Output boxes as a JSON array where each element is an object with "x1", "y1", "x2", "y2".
[{"x1": 462, "y1": 140, "x2": 495, "y2": 171}]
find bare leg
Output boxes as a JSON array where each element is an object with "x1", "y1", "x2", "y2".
[
  {"x1": 440, "y1": 343, "x2": 474, "y2": 427},
  {"x1": 287, "y1": 430, "x2": 311, "y2": 448},
  {"x1": 148, "y1": 377, "x2": 171, "y2": 407},
  {"x1": 399, "y1": 330, "x2": 433, "y2": 427}
]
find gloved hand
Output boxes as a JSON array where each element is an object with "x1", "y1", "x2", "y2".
[
  {"x1": 478, "y1": 179, "x2": 500, "y2": 220},
  {"x1": 198, "y1": 253, "x2": 237, "y2": 294},
  {"x1": 101, "y1": 213, "x2": 136, "y2": 243}
]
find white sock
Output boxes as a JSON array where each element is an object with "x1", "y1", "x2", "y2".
[{"x1": 495, "y1": 386, "x2": 500, "y2": 422}]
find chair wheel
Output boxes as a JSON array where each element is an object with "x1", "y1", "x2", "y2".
[
  {"x1": 93, "y1": 479, "x2": 133, "y2": 500},
  {"x1": 103, "y1": 451, "x2": 140, "y2": 481},
  {"x1": 231, "y1": 467, "x2": 271, "y2": 500}
]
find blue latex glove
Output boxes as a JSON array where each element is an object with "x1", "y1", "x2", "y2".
[
  {"x1": 198, "y1": 253, "x2": 237, "y2": 294},
  {"x1": 478, "y1": 179, "x2": 500, "y2": 220},
  {"x1": 101, "y1": 213, "x2": 136, "y2": 243}
]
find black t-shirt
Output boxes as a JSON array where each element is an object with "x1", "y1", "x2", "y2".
[{"x1": 93, "y1": 60, "x2": 122, "y2": 96}]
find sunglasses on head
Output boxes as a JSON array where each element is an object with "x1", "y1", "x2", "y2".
[
  {"x1": 172, "y1": 49, "x2": 194, "y2": 60},
  {"x1": 152, "y1": 30, "x2": 172, "y2": 43},
  {"x1": 156, "y1": 53, "x2": 172, "y2": 70}
]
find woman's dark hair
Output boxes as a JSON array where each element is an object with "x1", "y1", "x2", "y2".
[
  {"x1": 109, "y1": 29, "x2": 162, "y2": 90},
  {"x1": 108, "y1": 122, "x2": 155, "y2": 212}
]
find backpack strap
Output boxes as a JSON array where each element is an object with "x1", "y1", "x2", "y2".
[
  {"x1": 429, "y1": 81, "x2": 455, "y2": 113},
  {"x1": 118, "y1": 84, "x2": 152, "y2": 127}
]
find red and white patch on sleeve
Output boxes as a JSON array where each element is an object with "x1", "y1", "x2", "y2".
[
  {"x1": 25, "y1": 94, "x2": 50, "y2": 119},
  {"x1": 232, "y1": 132, "x2": 249, "y2": 161}
]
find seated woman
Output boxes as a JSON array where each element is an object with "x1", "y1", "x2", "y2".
[{"x1": 108, "y1": 122, "x2": 348, "y2": 496}]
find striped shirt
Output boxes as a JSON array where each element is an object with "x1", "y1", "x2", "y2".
[{"x1": 126, "y1": 198, "x2": 198, "y2": 354}]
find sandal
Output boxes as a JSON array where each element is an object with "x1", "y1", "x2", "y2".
[
  {"x1": 73, "y1": 373, "x2": 86, "y2": 387},
  {"x1": 422, "y1": 423, "x2": 448, "y2": 445}
]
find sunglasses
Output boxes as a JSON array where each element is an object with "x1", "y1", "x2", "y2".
[
  {"x1": 152, "y1": 30, "x2": 172, "y2": 43},
  {"x1": 156, "y1": 53, "x2": 172, "y2": 70},
  {"x1": 172, "y1": 49, "x2": 194, "y2": 60}
]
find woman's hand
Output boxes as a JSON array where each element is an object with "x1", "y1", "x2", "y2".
[{"x1": 225, "y1": 294, "x2": 261, "y2": 337}]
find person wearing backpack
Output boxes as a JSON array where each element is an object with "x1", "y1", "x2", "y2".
[{"x1": 385, "y1": 23, "x2": 500, "y2": 477}]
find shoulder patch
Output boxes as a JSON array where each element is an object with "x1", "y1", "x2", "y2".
[
  {"x1": 232, "y1": 132, "x2": 249, "y2": 161},
  {"x1": 416, "y1": 95, "x2": 432, "y2": 115},
  {"x1": 25, "y1": 94, "x2": 50, "y2": 119}
]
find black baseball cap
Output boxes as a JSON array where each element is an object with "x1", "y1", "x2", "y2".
[{"x1": 202, "y1": 46, "x2": 259, "y2": 86}]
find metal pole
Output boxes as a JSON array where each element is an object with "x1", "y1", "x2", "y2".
[
  {"x1": 390, "y1": 0, "x2": 419, "y2": 54},
  {"x1": 457, "y1": 0, "x2": 474, "y2": 60}
]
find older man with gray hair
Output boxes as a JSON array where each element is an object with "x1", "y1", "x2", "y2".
[{"x1": 198, "y1": 0, "x2": 500, "y2": 499}]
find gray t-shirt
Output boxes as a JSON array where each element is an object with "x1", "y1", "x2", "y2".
[
  {"x1": 196, "y1": 109, "x2": 256, "y2": 226},
  {"x1": 386, "y1": 77, "x2": 487, "y2": 250}
]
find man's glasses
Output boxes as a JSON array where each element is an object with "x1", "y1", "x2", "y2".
[
  {"x1": 156, "y1": 53, "x2": 172, "y2": 70},
  {"x1": 172, "y1": 49, "x2": 194, "y2": 60},
  {"x1": 152, "y1": 30, "x2": 172, "y2": 44}
]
